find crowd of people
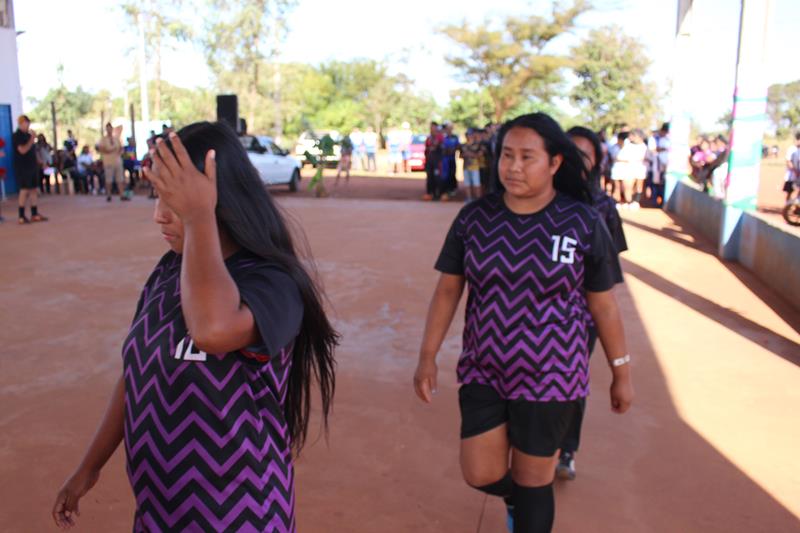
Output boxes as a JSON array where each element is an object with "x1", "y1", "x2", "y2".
[{"x1": 6, "y1": 119, "x2": 181, "y2": 224}]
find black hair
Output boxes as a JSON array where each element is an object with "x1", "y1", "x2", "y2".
[
  {"x1": 430, "y1": 121, "x2": 439, "y2": 127},
  {"x1": 661, "y1": 122, "x2": 670, "y2": 133},
  {"x1": 494, "y1": 113, "x2": 592, "y2": 204},
  {"x1": 617, "y1": 131, "x2": 630, "y2": 142},
  {"x1": 171, "y1": 121, "x2": 338, "y2": 455},
  {"x1": 567, "y1": 126, "x2": 603, "y2": 189},
  {"x1": 795, "y1": 132, "x2": 800, "y2": 141}
]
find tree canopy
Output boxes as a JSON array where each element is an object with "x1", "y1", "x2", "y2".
[{"x1": 569, "y1": 25, "x2": 659, "y2": 130}]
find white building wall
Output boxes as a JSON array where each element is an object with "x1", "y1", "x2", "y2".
[{"x1": 0, "y1": 0, "x2": 22, "y2": 122}]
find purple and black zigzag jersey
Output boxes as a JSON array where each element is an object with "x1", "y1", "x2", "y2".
[
  {"x1": 123, "y1": 250, "x2": 303, "y2": 532},
  {"x1": 592, "y1": 188, "x2": 628, "y2": 255},
  {"x1": 436, "y1": 193, "x2": 621, "y2": 402}
]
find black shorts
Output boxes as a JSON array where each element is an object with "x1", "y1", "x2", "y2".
[
  {"x1": 459, "y1": 383, "x2": 581, "y2": 457},
  {"x1": 783, "y1": 180, "x2": 796, "y2": 193},
  {"x1": 16, "y1": 167, "x2": 39, "y2": 190}
]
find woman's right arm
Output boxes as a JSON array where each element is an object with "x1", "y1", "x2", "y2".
[
  {"x1": 414, "y1": 273, "x2": 465, "y2": 403},
  {"x1": 52, "y1": 374, "x2": 125, "y2": 529}
]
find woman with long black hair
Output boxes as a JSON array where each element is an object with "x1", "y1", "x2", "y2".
[
  {"x1": 52, "y1": 121, "x2": 338, "y2": 532},
  {"x1": 414, "y1": 113, "x2": 634, "y2": 532},
  {"x1": 555, "y1": 126, "x2": 629, "y2": 481}
]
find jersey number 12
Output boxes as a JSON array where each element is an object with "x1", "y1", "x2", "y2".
[{"x1": 551, "y1": 235, "x2": 577, "y2": 264}]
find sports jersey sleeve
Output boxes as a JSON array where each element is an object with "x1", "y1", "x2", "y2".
[
  {"x1": 584, "y1": 216, "x2": 624, "y2": 291},
  {"x1": 235, "y1": 266, "x2": 304, "y2": 356},
  {"x1": 435, "y1": 211, "x2": 466, "y2": 275},
  {"x1": 604, "y1": 207, "x2": 629, "y2": 254}
]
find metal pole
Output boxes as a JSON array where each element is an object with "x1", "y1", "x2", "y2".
[
  {"x1": 718, "y1": 0, "x2": 771, "y2": 259},
  {"x1": 129, "y1": 102, "x2": 136, "y2": 148}
]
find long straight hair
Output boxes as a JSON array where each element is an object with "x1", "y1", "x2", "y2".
[
  {"x1": 566, "y1": 125, "x2": 604, "y2": 191},
  {"x1": 494, "y1": 113, "x2": 592, "y2": 204},
  {"x1": 172, "y1": 121, "x2": 337, "y2": 455}
]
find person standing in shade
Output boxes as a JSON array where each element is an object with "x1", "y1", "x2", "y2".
[
  {"x1": 98, "y1": 123, "x2": 129, "y2": 202},
  {"x1": 441, "y1": 123, "x2": 460, "y2": 198},
  {"x1": 414, "y1": 113, "x2": 633, "y2": 533},
  {"x1": 12, "y1": 115, "x2": 48, "y2": 224}
]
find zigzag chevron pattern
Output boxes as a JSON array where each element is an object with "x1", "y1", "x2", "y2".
[
  {"x1": 123, "y1": 252, "x2": 296, "y2": 532},
  {"x1": 451, "y1": 194, "x2": 599, "y2": 402}
]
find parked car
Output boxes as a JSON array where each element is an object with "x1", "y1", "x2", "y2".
[
  {"x1": 294, "y1": 130, "x2": 341, "y2": 167},
  {"x1": 407, "y1": 134, "x2": 427, "y2": 171},
  {"x1": 240, "y1": 135, "x2": 302, "y2": 192}
]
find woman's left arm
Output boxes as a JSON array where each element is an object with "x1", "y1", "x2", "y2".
[
  {"x1": 587, "y1": 289, "x2": 634, "y2": 414},
  {"x1": 145, "y1": 133, "x2": 259, "y2": 354}
]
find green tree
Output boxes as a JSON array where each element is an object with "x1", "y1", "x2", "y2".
[
  {"x1": 569, "y1": 25, "x2": 659, "y2": 130},
  {"x1": 445, "y1": 88, "x2": 494, "y2": 130},
  {"x1": 121, "y1": 0, "x2": 192, "y2": 119},
  {"x1": 440, "y1": 1, "x2": 590, "y2": 122},
  {"x1": 767, "y1": 80, "x2": 800, "y2": 138},
  {"x1": 203, "y1": 0, "x2": 296, "y2": 133}
]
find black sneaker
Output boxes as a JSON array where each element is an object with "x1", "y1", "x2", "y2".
[{"x1": 556, "y1": 451, "x2": 576, "y2": 480}]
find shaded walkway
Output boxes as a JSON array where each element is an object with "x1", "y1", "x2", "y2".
[{"x1": 0, "y1": 195, "x2": 798, "y2": 532}]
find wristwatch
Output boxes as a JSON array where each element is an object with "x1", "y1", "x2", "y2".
[{"x1": 611, "y1": 354, "x2": 631, "y2": 367}]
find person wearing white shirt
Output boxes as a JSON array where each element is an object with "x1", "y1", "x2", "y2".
[
  {"x1": 784, "y1": 133, "x2": 800, "y2": 202},
  {"x1": 611, "y1": 130, "x2": 648, "y2": 209}
]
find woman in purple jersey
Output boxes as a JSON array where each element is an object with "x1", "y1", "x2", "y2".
[
  {"x1": 555, "y1": 127, "x2": 629, "y2": 481},
  {"x1": 52, "y1": 122, "x2": 337, "y2": 532},
  {"x1": 414, "y1": 113, "x2": 634, "y2": 533}
]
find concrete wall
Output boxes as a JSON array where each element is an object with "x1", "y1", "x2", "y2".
[
  {"x1": 668, "y1": 179, "x2": 724, "y2": 245},
  {"x1": 738, "y1": 213, "x2": 800, "y2": 307},
  {"x1": 667, "y1": 178, "x2": 800, "y2": 310}
]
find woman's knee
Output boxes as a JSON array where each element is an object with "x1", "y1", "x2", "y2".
[
  {"x1": 511, "y1": 451, "x2": 558, "y2": 487},
  {"x1": 461, "y1": 462, "x2": 508, "y2": 488}
]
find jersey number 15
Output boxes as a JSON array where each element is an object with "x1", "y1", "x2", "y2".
[{"x1": 551, "y1": 235, "x2": 577, "y2": 264}]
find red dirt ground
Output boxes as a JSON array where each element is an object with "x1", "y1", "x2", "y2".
[{"x1": 0, "y1": 181, "x2": 798, "y2": 532}]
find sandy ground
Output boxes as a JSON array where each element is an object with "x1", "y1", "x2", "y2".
[{"x1": 0, "y1": 182, "x2": 798, "y2": 532}]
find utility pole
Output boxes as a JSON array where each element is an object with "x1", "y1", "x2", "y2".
[
  {"x1": 137, "y1": 12, "x2": 150, "y2": 129},
  {"x1": 719, "y1": 0, "x2": 771, "y2": 258}
]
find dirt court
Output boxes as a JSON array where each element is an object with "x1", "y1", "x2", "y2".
[{"x1": 1, "y1": 180, "x2": 799, "y2": 533}]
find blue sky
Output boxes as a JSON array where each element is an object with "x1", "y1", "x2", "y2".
[{"x1": 14, "y1": 0, "x2": 800, "y2": 130}]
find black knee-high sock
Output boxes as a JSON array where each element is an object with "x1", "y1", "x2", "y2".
[
  {"x1": 512, "y1": 482, "x2": 554, "y2": 533},
  {"x1": 19, "y1": 206, "x2": 25, "y2": 219},
  {"x1": 475, "y1": 472, "x2": 513, "y2": 499}
]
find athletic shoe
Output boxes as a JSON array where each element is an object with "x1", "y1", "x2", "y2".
[
  {"x1": 506, "y1": 503, "x2": 514, "y2": 532},
  {"x1": 556, "y1": 451, "x2": 576, "y2": 480},
  {"x1": 629, "y1": 201, "x2": 640, "y2": 210},
  {"x1": 107, "y1": 195, "x2": 112, "y2": 202},
  {"x1": 441, "y1": 196, "x2": 450, "y2": 202},
  {"x1": 421, "y1": 194, "x2": 433, "y2": 201},
  {"x1": 0, "y1": 216, "x2": 4, "y2": 223},
  {"x1": 18, "y1": 216, "x2": 31, "y2": 225},
  {"x1": 31, "y1": 214, "x2": 49, "y2": 222},
  {"x1": 120, "y1": 196, "x2": 131, "y2": 202}
]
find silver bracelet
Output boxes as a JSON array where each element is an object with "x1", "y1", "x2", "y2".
[{"x1": 611, "y1": 354, "x2": 631, "y2": 367}]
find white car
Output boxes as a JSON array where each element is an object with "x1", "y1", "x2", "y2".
[
  {"x1": 240, "y1": 135, "x2": 302, "y2": 192},
  {"x1": 294, "y1": 131, "x2": 341, "y2": 167}
]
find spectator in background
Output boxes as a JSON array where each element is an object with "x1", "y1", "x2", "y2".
[
  {"x1": 784, "y1": 133, "x2": 800, "y2": 202},
  {"x1": 441, "y1": 122, "x2": 460, "y2": 198},
  {"x1": 97, "y1": 123, "x2": 129, "y2": 202},
  {"x1": 58, "y1": 147, "x2": 77, "y2": 194},
  {"x1": 13, "y1": 115, "x2": 48, "y2": 223},
  {"x1": 36, "y1": 134, "x2": 54, "y2": 194},
  {"x1": 690, "y1": 137, "x2": 716, "y2": 192},
  {"x1": 76, "y1": 145, "x2": 94, "y2": 194},
  {"x1": 612, "y1": 130, "x2": 648, "y2": 209},
  {"x1": 336, "y1": 134, "x2": 353, "y2": 186},
  {"x1": 652, "y1": 122, "x2": 670, "y2": 206},
  {"x1": 64, "y1": 130, "x2": 78, "y2": 152},
  {"x1": 607, "y1": 131, "x2": 626, "y2": 198},
  {"x1": 123, "y1": 137, "x2": 139, "y2": 197},
  {"x1": 709, "y1": 135, "x2": 730, "y2": 199},
  {"x1": 387, "y1": 126, "x2": 403, "y2": 174},
  {"x1": 350, "y1": 127, "x2": 365, "y2": 170},
  {"x1": 0, "y1": 140, "x2": 5, "y2": 222},
  {"x1": 363, "y1": 127, "x2": 378, "y2": 172},
  {"x1": 423, "y1": 121, "x2": 443, "y2": 201},
  {"x1": 460, "y1": 128, "x2": 483, "y2": 203},
  {"x1": 400, "y1": 121, "x2": 414, "y2": 173}
]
